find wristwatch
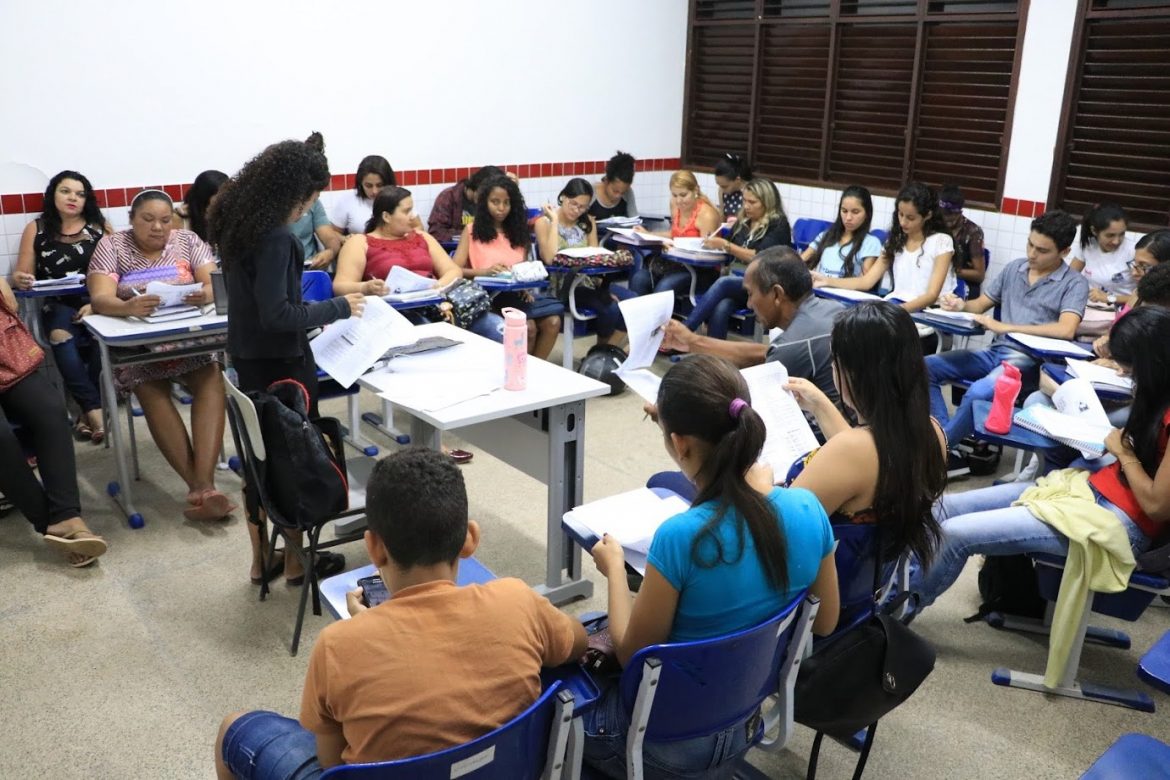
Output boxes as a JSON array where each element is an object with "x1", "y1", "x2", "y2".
[{"x1": 1106, "y1": 293, "x2": 1117, "y2": 305}]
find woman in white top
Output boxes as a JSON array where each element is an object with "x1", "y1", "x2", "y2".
[
  {"x1": 1070, "y1": 202, "x2": 1137, "y2": 306},
  {"x1": 814, "y1": 182, "x2": 954, "y2": 313},
  {"x1": 329, "y1": 155, "x2": 395, "y2": 235}
]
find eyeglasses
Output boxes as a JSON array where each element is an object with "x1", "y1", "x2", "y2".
[{"x1": 1127, "y1": 260, "x2": 1156, "y2": 274}]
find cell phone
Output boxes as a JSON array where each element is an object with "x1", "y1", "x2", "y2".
[{"x1": 357, "y1": 575, "x2": 390, "y2": 608}]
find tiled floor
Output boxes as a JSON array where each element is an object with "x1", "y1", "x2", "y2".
[{"x1": 1, "y1": 339, "x2": 1166, "y2": 779}]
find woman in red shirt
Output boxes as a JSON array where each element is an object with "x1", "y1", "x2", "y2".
[{"x1": 913, "y1": 305, "x2": 1170, "y2": 609}]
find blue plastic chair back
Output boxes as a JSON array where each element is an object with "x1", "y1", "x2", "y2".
[
  {"x1": 792, "y1": 218, "x2": 832, "y2": 252},
  {"x1": 870, "y1": 228, "x2": 889, "y2": 244},
  {"x1": 1081, "y1": 733, "x2": 1170, "y2": 779},
  {"x1": 302, "y1": 270, "x2": 333, "y2": 303},
  {"x1": 618, "y1": 590, "x2": 808, "y2": 742},
  {"x1": 321, "y1": 683, "x2": 570, "y2": 779},
  {"x1": 832, "y1": 523, "x2": 880, "y2": 629},
  {"x1": 1138, "y1": 630, "x2": 1170, "y2": 694}
]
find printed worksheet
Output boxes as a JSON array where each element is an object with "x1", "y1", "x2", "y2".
[{"x1": 311, "y1": 296, "x2": 416, "y2": 388}]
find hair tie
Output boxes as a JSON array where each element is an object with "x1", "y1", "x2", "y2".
[{"x1": 728, "y1": 398, "x2": 748, "y2": 420}]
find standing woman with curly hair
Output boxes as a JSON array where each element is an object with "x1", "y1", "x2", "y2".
[
  {"x1": 209, "y1": 139, "x2": 364, "y2": 585},
  {"x1": 452, "y1": 175, "x2": 564, "y2": 359}
]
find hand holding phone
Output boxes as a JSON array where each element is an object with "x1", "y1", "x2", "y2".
[{"x1": 357, "y1": 575, "x2": 390, "y2": 608}]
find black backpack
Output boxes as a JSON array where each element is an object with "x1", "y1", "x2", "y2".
[
  {"x1": 250, "y1": 379, "x2": 348, "y2": 529},
  {"x1": 964, "y1": 554, "x2": 1047, "y2": 623}
]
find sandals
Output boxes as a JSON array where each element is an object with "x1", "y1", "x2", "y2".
[
  {"x1": 286, "y1": 551, "x2": 346, "y2": 587},
  {"x1": 251, "y1": 550, "x2": 286, "y2": 585},
  {"x1": 448, "y1": 449, "x2": 474, "y2": 465},
  {"x1": 182, "y1": 489, "x2": 238, "y2": 522},
  {"x1": 73, "y1": 420, "x2": 94, "y2": 442},
  {"x1": 43, "y1": 529, "x2": 108, "y2": 568}
]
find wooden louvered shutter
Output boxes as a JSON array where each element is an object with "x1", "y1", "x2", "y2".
[
  {"x1": 684, "y1": 24, "x2": 757, "y2": 166},
  {"x1": 911, "y1": 22, "x2": 1018, "y2": 204},
  {"x1": 754, "y1": 23, "x2": 832, "y2": 180},
  {"x1": 826, "y1": 24, "x2": 917, "y2": 190},
  {"x1": 1056, "y1": 16, "x2": 1170, "y2": 228}
]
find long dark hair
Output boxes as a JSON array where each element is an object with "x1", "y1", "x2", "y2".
[
  {"x1": 185, "y1": 170, "x2": 228, "y2": 242},
  {"x1": 208, "y1": 140, "x2": 330, "y2": 268},
  {"x1": 40, "y1": 170, "x2": 104, "y2": 239},
  {"x1": 1109, "y1": 306, "x2": 1170, "y2": 479},
  {"x1": 1134, "y1": 229, "x2": 1170, "y2": 263},
  {"x1": 714, "y1": 153, "x2": 752, "y2": 181},
  {"x1": 558, "y1": 177, "x2": 594, "y2": 234},
  {"x1": 656, "y1": 355, "x2": 789, "y2": 592},
  {"x1": 365, "y1": 186, "x2": 413, "y2": 234},
  {"x1": 355, "y1": 155, "x2": 396, "y2": 198},
  {"x1": 471, "y1": 176, "x2": 529, "y2": 250},
  {"x1": 810, "y1": 185, "x2": 874, "y2": 278},
  {"x1": 884, "y1": 182, "x2": 945, "y2": 261},
  {"x1": 1080, "y1": 202, "x2": 1127, "y2": 251},
  {"x1": 830, "y1": 302, "x2": 945, "y2": 565}
]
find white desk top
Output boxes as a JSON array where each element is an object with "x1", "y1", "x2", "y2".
[
  {"x1": 359, "y1": 322, "x2": 610, "y2": 429},
  {"x1": 82, "y1": 311, "x2": 228, "y2": 344}
]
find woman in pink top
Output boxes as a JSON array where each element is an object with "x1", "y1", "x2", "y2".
[
  {"x1": 334, "y1": 186, "x2": 504, "y2": 342},
  {"x1": 452, "y1": 176, "x2": 563, "y2": 359}
]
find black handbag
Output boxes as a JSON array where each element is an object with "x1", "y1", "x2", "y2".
[
  {"x1": 443, "y1": 280, "x2": 491, "y2": 330},
  {"x1": 794, "y1": 553, "x2": 936, "y2": 780}
]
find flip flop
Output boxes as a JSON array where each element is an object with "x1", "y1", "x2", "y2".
[
  {"x1": 286, "y1": 551, "x2": 346, "y2": 587},
  {"x1": 73, "y1": 420, "x2": 94, "y2": 442},
  {"x1": 90, "y1": 428, "x2": 106, "y2": 445},
  {"x1": 43, "y1": 529, "x2": 108, "y2": 567},
  {"x1": 182, "y1": 490, "x2": 237, "y2": 522},
  {"x1": 250, "y1": 550, "x2": 286, "y2": 585},
  {"x1": 448, "y1": 449, "x2": 474, "y2": 464}
]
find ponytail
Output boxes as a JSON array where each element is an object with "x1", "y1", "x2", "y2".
[
  {"x1": 657, "y1": 356, "x2": 789, "y2": 592},
  {"x1": 1080, "y1": 202, "x2": 1128, "y2": 251}
]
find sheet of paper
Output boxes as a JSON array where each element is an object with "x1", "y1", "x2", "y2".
[
  {"x1": 1052, "y1": 377, "x2": 1111, "y2": 428},
  {"x1": 597, "y1": 217, "x2": 642, "y2": 228},
  {"x1": 557, "y1": 246, "x2": 615, "y2": 259},
  {"x1": 311, "y1": 296, "x2": 417, "y2": 388},
  {"x1": 383, "y1": 289, "x2": 439, "y2": 304},
  {"x1": 31, "y1": 273, "x2": 85, "y2": 288},
  {"x1": 1008, "y1": 333, "x2": 1094, "y2": 357},
  {"x1": 565, "y1": 488, "x2": 690, "y2": 554},
  {"x1": 618, "y1": 368, "x2": 662, "y2": 405},
  {"x1": 740, "y1": 362, "x2": 819, "y2": 474},
  {"x1": 919, "y1": 308, "x2": 976, "y2": 325},
  {"x1": 145, "y1": 281, "x2": 203, "y2": 308},
  {"x1": 617, "y1": 292, "x2": 674, "y2": 373},
  {"x1": 386, "y1": 265, "x2": 435, "y2": 294},
  {"x1": 1065, "y1": 358, "x2": 1133, "y2": 391},
  {"x1": 818, "y1": 287, "x2": 882, "y2": 302},
  {"x1": 608, "y1": 228, "x2": 668, "y2": 244},
  {"x1": 670, "y1": 237, "x2": 721, "y2": 254}
]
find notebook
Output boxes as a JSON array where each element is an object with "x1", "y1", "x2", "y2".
[
  {"x1": 1065, "y1": 358, "x2": 1133, "y2": 394},
  {"x1": 607, "y1": 228, "x2": 668, "y2": 245},
  {"x1": 562, "y1": 488, "x2": 691, "y2": 574},
  {"x1": 31, "y1": 273, "x2": 85, "y2": 288},
  {"x1": 916, "y1": 308, "x2": 977, "y2": 327},
  {"x1": 1007, "y1": 333, "x2": 1094, "y2": 358},
  {"x1": 1011, "y1": 379, "x2": 1111, "y2": 458},
  {"x1": 816, "y1": 287, "x2": 882, "y2": 302}
]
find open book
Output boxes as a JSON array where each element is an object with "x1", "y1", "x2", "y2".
[
  {"x1": 562, "y1": 488, "x2": 691, "y2": 574},
  {"x1": 607, "y1": 227, "x2": 668, "y2": 245},
  {"x1": 1012, "y1": 378, "x2": 1111, "y2": 458},
  {"x1": 1065, "y1": 358, "x2": 1133, "y2": 394},
  {"x1": 311, "y1": 296, "x2": 418, "y2": 388},
  {"x1": 669, "y1": 237, "x2": 726, "y2": 261}
]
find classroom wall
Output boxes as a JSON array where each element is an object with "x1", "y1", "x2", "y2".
[{"x1": 0, "y1": 0, "x2": 688, "y2": 273}]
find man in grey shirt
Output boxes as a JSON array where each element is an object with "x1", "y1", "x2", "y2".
[{"x1": 661, "y1": 246, "x2": 843, "y2": 407}]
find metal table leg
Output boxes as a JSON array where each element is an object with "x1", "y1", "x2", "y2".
[
  {"x1": 359, "y1": 397, "x2": 411, "y2": 445},
  {"x1": 537, "y1": 400, "x2": 592, "y2": 605},
  {"x1": 97, "y1": 340, "x2": 145, "y2": 528}
]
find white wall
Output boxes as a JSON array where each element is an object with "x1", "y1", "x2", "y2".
[{"x1": 0, "y1": 0, "x2": 687, "y2": 189}]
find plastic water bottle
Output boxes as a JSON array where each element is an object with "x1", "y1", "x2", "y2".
[
  {"x1": 984, "y1": 361, "x2": 1022, "y2": 434},
  {"x1": 502, "y1": 307, "x2": 527, "y2": 391}
]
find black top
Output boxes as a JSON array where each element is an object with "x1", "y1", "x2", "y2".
[
  {"x1": 731, "y1": 215, "x2": 792, "y2": 253},
  {"x1": 589, "y1": 197, "x2": 627, "y2": 221},
  {"x1": 225, "y1": 226, "x2": 350, "y2": 360}
]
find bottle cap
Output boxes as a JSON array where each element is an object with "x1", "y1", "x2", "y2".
[{"x1": 501, "y1": 307, "x2": 527, "y2": 324}]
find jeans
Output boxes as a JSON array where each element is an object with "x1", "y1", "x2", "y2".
[
  {"x1": 42, "y1": 300, "x2": 102, "y2": 412},
  {"x1": 575, "y1": 284, "x2": 634, "y2": 339},
  {"x1": 629, "y1": 268, "x2": 693, "y2": 298},
  {"x1": 0, "y1": 370, "x2": 82, "y2": 532},
  {"x1": 684, "y1": 275, "x2": 748, "y2": 340},
  {"x1": 582, "y1": 683, "x2": 755, "y2": 779},
  {"x1": 927, "y1": 344, "x2": 1038, "y2": 445},
  {"x1": 911, "y1": 481, "x2": 1151, "y2": 608},
  {"x1": 221, "y1": 711, "x2": 321, "y2": 780},
  {"x1": 466, "y1": 310, "x2": 505, "y2": 342}
]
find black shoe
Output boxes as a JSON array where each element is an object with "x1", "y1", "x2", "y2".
[
  {"x1": 947, "y1": 449, "x2": 971, "y2": 480},
  {"x1": 286, "y1": 551, "x2": 346, "y2": 586}
]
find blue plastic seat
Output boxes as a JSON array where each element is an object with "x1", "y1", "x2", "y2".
[
  {"x1": 322, "y1": 683, "x2": 575, "y2": 779},
  {"x1": 792, "y1": 218, "x2": 832, "y2": 253},
  {"x1": 1138, "y1": 629, "x2": 1170, "y2": 695},
  {"x1": 1080, "y1": 733, "x2": 1170, "y2": 779},
  {"x1": 572, "y1": 592, "x2": 818, "y2": 777}
]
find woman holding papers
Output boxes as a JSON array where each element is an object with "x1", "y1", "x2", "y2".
[
  {"x1": 211, "y1": 139, "x2": 362, "y2": 584},
  {"x1": 88, "y1": 189, "x2": 234, "y2": 522},
  {"x1": 535, "y1": 178, "x2": 629, "y2": 347},
  {"x1": 912, "y1": 305, "x2": 1170, "y2": 611},
  {"x1": 334, "y1": 186, "x2": 505, "y2": 341},
  {"x1": 582, "y1": 354, "x2": 839, "y2": 778},
  {"x1": 452, "y1": 175, "x2": 563, "y2": 359},
  {"x1": 782, "y1": 303, "x2": 947, "y2": 626},
  {"x1": 13, "y1": 170, "x2": 112, "y2": 442}
]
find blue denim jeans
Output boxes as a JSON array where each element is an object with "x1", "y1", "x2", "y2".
[
  {"x1": 582, "y1": 683, "x2": 755, "y2": 779},
  {"x1": 466, "y1": 310, "x2": 505, "y2": 342},
  {"x1": 42, "y1": 300, "x2": 102, "y2": 412},
  {"x1": 221, "y1": 711, "x2": 321, "y2": 780},
  {"x1": 911, "y1": 481, "x2": 1151, "y2": 608},
  {"x1": 630, "y1": 268, "x2": 693, "y2": 298},
  {"x1": 926, "y1": 344, "x2": 1038, "y2": 445},
  {"x1": 684, "y1": 275, "x2": 748, "y2": 340}
]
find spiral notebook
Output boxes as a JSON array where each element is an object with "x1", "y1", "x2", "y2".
[{"x1": 1011, "y1": 379, "x2": 1110, "y2": 458}]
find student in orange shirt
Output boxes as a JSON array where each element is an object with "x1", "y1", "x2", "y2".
[{"x1": 214, "y1": 448, "x2": 587, "y2": 779}]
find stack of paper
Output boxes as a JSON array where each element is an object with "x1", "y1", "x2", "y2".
[
  {"x1": 607, "y1": 228, "x2": 668, "y2": 245},
  {"x1": 1008, "y1": 333, "x2": 1094, "y2": 358},
  {"x1": 614, "y1": 292, "x2": 674, "y2": 403},
  {"x1": 597, "y1": 217, "x2": 642, "y2": 228},
  {"x1": 31, "y1": 273, "x2": 85, "y2": 288},
  {"x1": 1065, "y1": 358, "x2": 1133, "y2": 394},
  {"x1": 669, "y1": 237, "x2": 726, "y2": 260},
  {"x1": 311, "y1": 296, "x2": 418, "y2": 388},
  {"x1": 558, "y1": 246, "x2": 615, "y2": 259},
  {"x1": 563, "y1": 488, "x2": 691, "y2": 573},
  {"x1": 741, "y1": 362, "x2": 819, "y2": 475},
  {"x1": 917, "y1": 308, "x2": 976, "y2": 326},
  {"x1": 386, "y1": 266, "x2": 436, "y2": 294},
  {"x1": 816, "y1": 287, "x2": 882, "y2": 302}
]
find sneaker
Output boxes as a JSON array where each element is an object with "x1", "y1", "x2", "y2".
[{"x1": 947, "y1": 449, "x2": 971, "y2": 480}]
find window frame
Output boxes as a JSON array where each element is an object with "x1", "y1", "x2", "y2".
[{"x1": 680, "y1": 0, "x2": 1029, "y2": 210}]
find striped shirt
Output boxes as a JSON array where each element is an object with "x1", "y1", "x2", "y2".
[{"x1": 89, "y1": 228, "x2": 215, "y2": 297}]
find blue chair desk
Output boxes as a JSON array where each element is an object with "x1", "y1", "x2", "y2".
[
  {"x1": 15, "y1": 282, "x2": 89, "y2": 348},
  {"x1": 547, "y1": 264, "x2": 628, "y2": 370},
  {"x1": 1007, "y1": 333, "x2": 1095, "y2": 363},
  {"x1": 1138, "y1": 629, "x2": 1170, "y2": 695},
  {"x1": 1081, "y1": 733, "x2": 1170, "y2": 779},
  {"x1": 660, "y1": 250, "x2": 728, "y2": 306},
  {"x1": 604, "y1": 232, "x2": 664, "y2": 274}
]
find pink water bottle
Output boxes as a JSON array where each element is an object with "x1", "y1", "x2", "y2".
[
  {"x1": 984, "y1": 362, "x2": 1022, "y2": 434},
  {"x1": 502, "y1": 307, "x2": 528, "y2": 391}
]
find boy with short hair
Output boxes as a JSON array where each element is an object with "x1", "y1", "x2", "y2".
[
  {"x1": 926, "y1": 211, "x2": 1090, "y2": 466},
  {"x1": 215, "y1": 447, "x2": 587, "y2": 780}
]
